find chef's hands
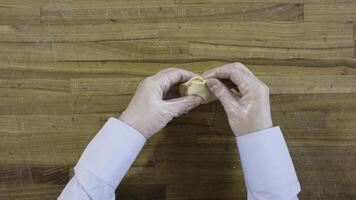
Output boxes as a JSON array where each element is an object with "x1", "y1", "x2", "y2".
[
  {"x1": 120, "y1": 63, "x2": 272, "y2": 139},
  {"x1": 203, "y1": 63, "x2": 273, "y2": 137},
  {"x1": 119, "y1": 68, "x2": 202, "y2": 139}
]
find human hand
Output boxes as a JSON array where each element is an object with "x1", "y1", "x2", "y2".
[
  {"x1": 119, "y1": 68, "x2": 202, "y2": 139},
  {"x1": 203, "y1": 63, "x2": 273, "y2": 137}
]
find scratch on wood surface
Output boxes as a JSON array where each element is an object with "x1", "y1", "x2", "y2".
[{"x1": 21, "y1": 119, "x2": 24, "y2": 130}]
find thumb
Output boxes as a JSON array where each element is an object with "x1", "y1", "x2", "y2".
[
  {"x1": 206, "y1": 78, "x2": 239, "y2": 108},
  {"x1": 164, "y1": 96, "x2": 202, "y2": 117}
]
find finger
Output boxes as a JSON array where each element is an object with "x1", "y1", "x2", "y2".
[
  {"x1": 203, "y1": 63, "x2": 256, "y2": 81},
  {"x1": 154, "y1": 67, "x2": 178, "y2": 75},
  {"x1": 203, "y1": 65, "x2": 256, "y2": 96},
  {"x1": 206, "y1": 78, "x2": 242, "y2": 109},
  {"x1": 233, "y1": 62, "x2": 254, "y2": 76},
  {"x1": 203, "y1": 62, "x2": 254, "y2": 78},
  {"x1": 152, "y1": 68, "x2": 197, "y2": 93},
  {"x1": 232, "y1": 63, "x2": 263, "y2": 82},
  {"x1": 164, "y1": 95, "x2": 202, "y2": 117}
]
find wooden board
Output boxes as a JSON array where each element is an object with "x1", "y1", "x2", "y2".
[
  {"x1": 41, "y1": 3, "x2": 303, "y2": 25},
  {"x1": 305, "y1": 4, "x2": 356, "y2": 23},
  {"x1": 0, "y1": 5, "x2": 40, "y2": 25},
  {"x1": 1, "y1": 0, "x2": 356, "y2": 199}
]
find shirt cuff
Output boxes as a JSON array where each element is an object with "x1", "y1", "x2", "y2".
[
  {"x1": 76, "y1": 117, "x2": 146, "y2": 189},
  {"x1": 236, "y1": 126, "x2": 300, "y2": 193}
]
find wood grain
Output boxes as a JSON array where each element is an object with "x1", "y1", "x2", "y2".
[
  {"x1": 0, "y1": 23, "x2": 159, "y2": 42},
  {"x1": 1, "y1": 0, "x2": 356, "y2": 199},
  {"x1": 161, "y1": 21, "x2": 354, "y2": 59},
  {"x1": 41, "y1": 3, "x2": 303, "y2": 25},
  {"x1": 0, "y1": 184, "x2": 64, "y2": 199},
  {"x1": 0, "y1": 5, "x2": 40, "y2": 25},
  {"x1": 305, "y1": 4, "x2": 356, "y2": 22},
  {"x1": 52, "y1": 40, "x2": 189, "y2": 61}
]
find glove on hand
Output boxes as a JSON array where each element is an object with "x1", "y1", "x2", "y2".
[
  {"x1": 203, "y1": 63, "x2": 273, "y2": 137},
  {"x1": 120, "y1": 68, "x2": 202, "y2": 139}
]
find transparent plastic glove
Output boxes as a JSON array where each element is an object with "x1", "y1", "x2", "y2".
[
  {"x1": 119, "y1": 68, "x2": 202, "y2": 139},
  {"x1": 203, "y1": 63, "x2": 273, "y2": 137}
]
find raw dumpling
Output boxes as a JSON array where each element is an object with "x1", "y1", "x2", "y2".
[{"x1": 179, "y1": 76, "x2": 217, "y2": 104}]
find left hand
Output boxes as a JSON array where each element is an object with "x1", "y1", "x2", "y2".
[{"x1": 119, "y1": 68, "x2": 202, "y2": 139}]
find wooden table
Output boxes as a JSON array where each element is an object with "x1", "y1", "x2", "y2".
[{"x1": 0, "y1": 0, "x2": 355, "y2": 199}]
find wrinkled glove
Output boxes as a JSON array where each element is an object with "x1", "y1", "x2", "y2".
[
  {"x1": 203, "y1": 63, "x2": 273, "y2": 137},
  {"x1": 119, "y1": 68, "x2": 202, "y2": 139}
]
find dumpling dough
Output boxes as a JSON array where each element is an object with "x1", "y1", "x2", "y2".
[{"x1": 179, "y1": 76, "x2": 217, "y2": 104}]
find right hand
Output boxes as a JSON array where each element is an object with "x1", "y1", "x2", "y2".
[{"x1": 202, "y1": 63, "x2": 273, "y2": 137}]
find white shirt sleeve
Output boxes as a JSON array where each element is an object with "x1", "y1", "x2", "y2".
[
  {"x1": 236, "y1": 126, "x2": 301, "y2": 200},
  {"x1": 58, "y1": 117, "x2": 146, "y2": 200}
]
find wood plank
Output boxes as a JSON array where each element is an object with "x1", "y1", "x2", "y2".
[
  {"x1": 327, "y1": 111, "x2": 356, "y2": 129},
  {"x1": 300, "y1": 174, "x2": 356, "y2": 199},
  {"x1": 123, "y1": 165, "x2": 245, "y2": 184},
  {"x1": 2, "y1": 58, "x2": 356, "y2": 79},
  {"x1": 0, "y1": 92, "x2": 72, "y2": 115},
  {"x1": 262, "y1": 75, "x2": 356, "y2": 94},
  {"x1": 0, "y1": 5, "x2": 40, "y2": 25},
  {"x1": 0, "y1": 43, "x2": 52, "y2": 62},
  {"x1": 159, "y1": 22, "x2": 352, "y2": 42},
  {"x1": 0, "y1": 78, "x2": 70, "y2": 99},
  {"x1": 0, "y1": 114, "x2": 84, "y2": 165},
  {"x1": 2, "y1": 61, "x2": 356, "y2": 80},
  {"x1": 41, "y1": 3, "x2": 303, "y2": 25},
  {"x1": 305, "y1": 4, "x2": 356, "y2": 23},
  {"x1": 189, "y1": 41, "x2": 354, "y2": 60},
  {"x1": 0, "y1": 23, "x2": 158, "y2": 42},
  {"x1": 290, "y1": 144, "x2": 356, "y2": 199},
  {"x1": 197, "y1": 128, "x2": 356, "y2": 144},
  {"x1": 0, "y1": 184, "x2": 63, "y2": 200},
  {"x1": 166, "y1": 183, "x2": 246, "y2": 200},
  {"x1": 337, "y1": 0, "x2": 356, "y2": 3},
  {"x1": 116, "y1": 184, "x2": 165, "y2": 200},
  {"x1": 159, "y1": 22, "x2": 354, "y2": 59},
  {"x1": 0, "y1": 0, "x2": 307, "y2": 7},
  {"x1": 0, "y1": 79, "x2": 70, "y2": 93},
  {"x1": 73, "y1": 95, "x2": 131, "y2": 114},
  {"x1": 237, "y1": 58, "x2": 356, "y2": 69},
  {"x1": 271, "y1": 93, "x2": 356, "y2": 112},
  {"x1": 179, "y1": 0, "x2": 303, "y2": 3},
  {"x1": 0, "y1": 114, "x2": 73, "y2": 134},
  {"x1": 0, "y1": 114, "x2": 111, "y2": 165},
  {"x1": 71, "y1": 78, "x2": 142, "y2": 96},
  {"x1": 0, "y1": 166, "x2": 69, "y2": 184},
  {"x1": 52, "y1": 40, "x2": 188, "y2": 61},
  {"x1": 0, "y1": 61, "x2": 160, "y2": 80},
  {"x1": 0, "y1": 0, "x2": 49, "y2": 7},
  {"x1": 303, "y1": 0, "x2": 335, "y2": 3}
]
